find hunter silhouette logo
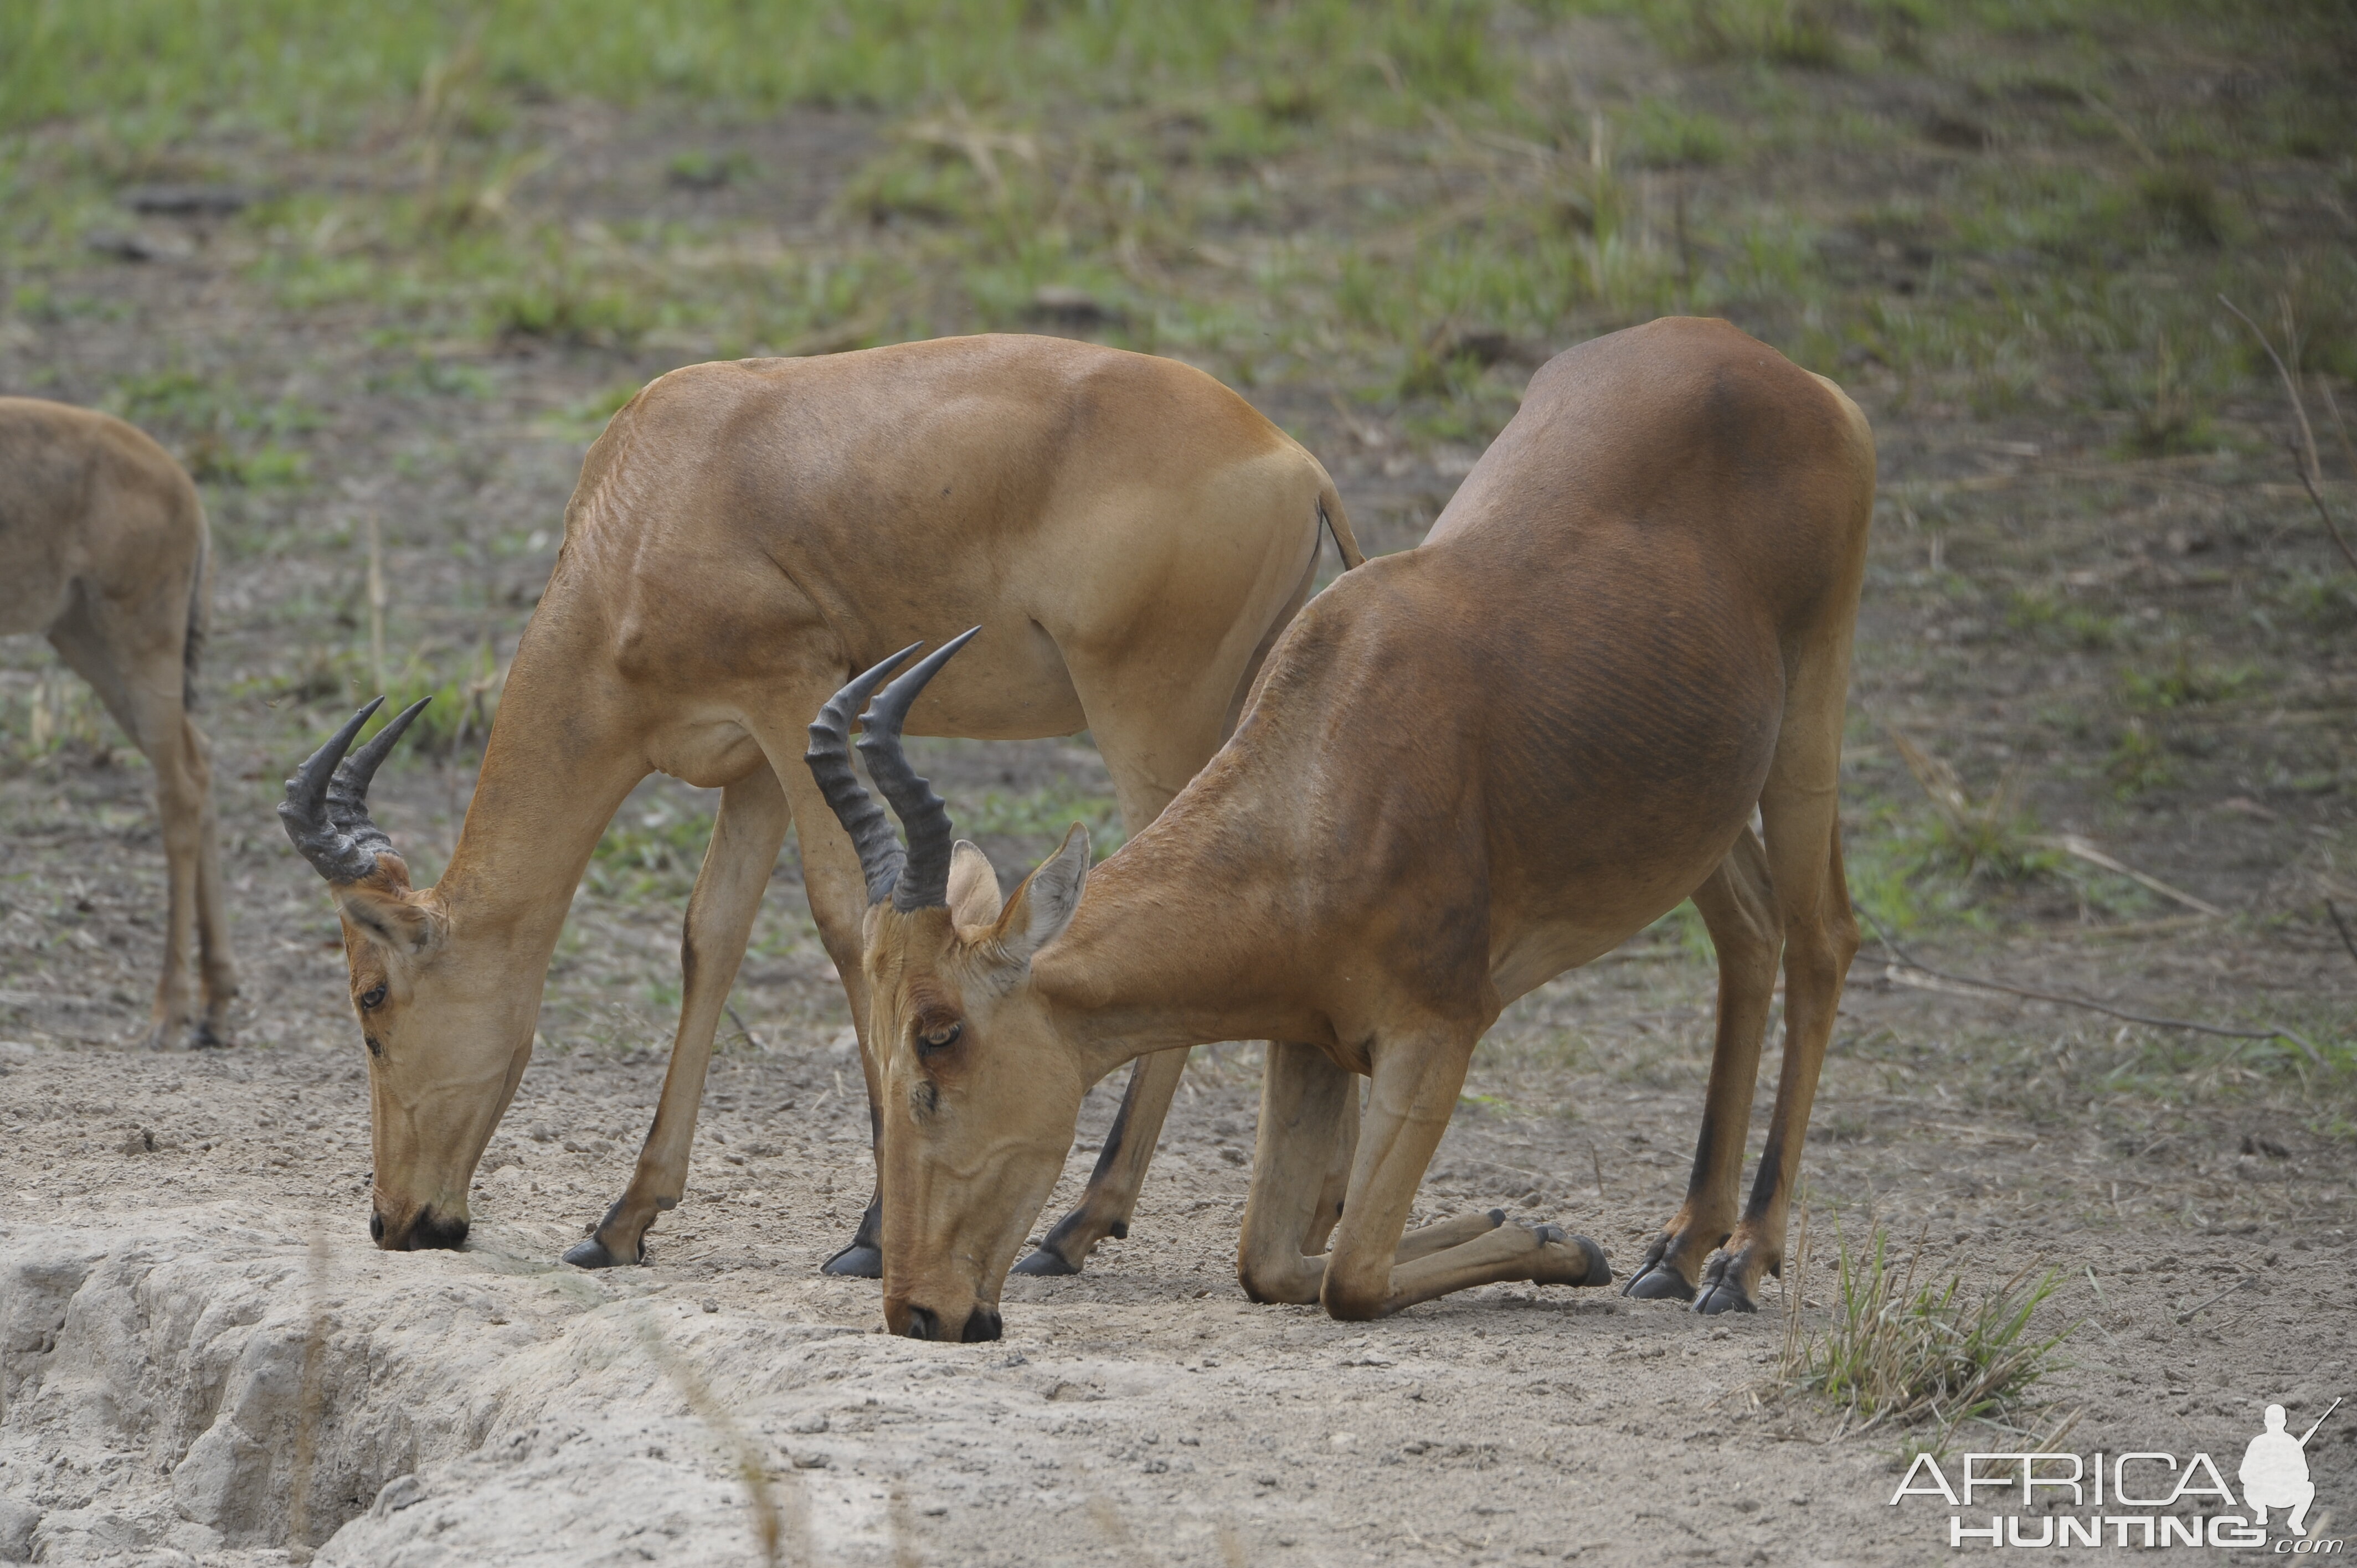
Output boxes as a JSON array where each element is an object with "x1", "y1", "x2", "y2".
[{"x1": 2243, "y1": 1398, "x2": 2339, "y2": 1538}]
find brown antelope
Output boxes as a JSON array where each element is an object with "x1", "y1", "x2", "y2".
[
  {"x1": 277, "y1": 334, "x2": 1362, "y2": 1266},
  {"x1": 2, "y1": 398, "x2": 236, "y2": 1049},
  {"x1": 808, "y1": 317, "x2": 1873, "y2": 1339}
]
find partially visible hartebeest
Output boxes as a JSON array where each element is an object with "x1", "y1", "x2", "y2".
[
  {"x1": 807, "y1": 317, "x2": 1873, "y2": 1339},
  {"x1": 1, "y1": 398, "x2": 237, "y2": 1048},
  {"x1": 277, "y1": 334, "x2": 1361, "y2": 1268}
]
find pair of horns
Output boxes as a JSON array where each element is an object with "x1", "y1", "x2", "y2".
[
  {"x1": 805, "y1": 628, "x2": 981, "y2": 912},
  {"x1": 280, "y1": 695, "x2": 431, "y2": 884}
]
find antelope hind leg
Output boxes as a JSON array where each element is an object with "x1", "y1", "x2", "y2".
[
  {"x1": 1694, "y1": 663, "x2": 1859, "y2": 1315},
  {"x1": 1018, "y1": 1045, "x2": 1192, "y2": 1275},
  {"x1": 568, "y1": 768, "x2": 789, "y2": 1268},
  {"x1": 1318, "y1": 1029, "x2": 1609, "y2": 1320},
  {"x1": 1625, "y1": 832, "x2": 1779, "y2": 1302},
  {"x1": 1377, "y1": 1223, "x2": 1612, "y2": 1316}
]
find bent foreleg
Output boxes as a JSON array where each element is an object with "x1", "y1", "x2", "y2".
[{"x1": 568, "y1": 768, "x2": 789, "y2": 1267}]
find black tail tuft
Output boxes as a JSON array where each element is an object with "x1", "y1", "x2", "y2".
[{"x1": 182, "y1": 526, "x2": 208, "y2": 713}]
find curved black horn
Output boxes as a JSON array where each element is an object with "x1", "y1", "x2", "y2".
[
  {"x1": 858, "y1": 626, "x2": 982, "y2": 912},
  {"x1": 805, "y1": 643, "x2": 923, "y2": 905},
  {"x1": 279, "y1": 696, "x2": 431, "y2": 884}
]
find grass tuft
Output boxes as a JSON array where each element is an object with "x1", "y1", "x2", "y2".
[{"x1": 1778, "y1": 1218, "x2": 2071, "y2": 1435}]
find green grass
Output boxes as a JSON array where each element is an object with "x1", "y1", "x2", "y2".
[
  {"x1": 1, "y1": 1, "x2": 1530, "y2": 143},
  {"x1": 1779, "y1": 1219, "x2": 2071, "y2": 1436}
]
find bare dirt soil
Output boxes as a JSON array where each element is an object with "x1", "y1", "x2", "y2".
[{"x1": 6, "y1": 7, "x2": 2357, "y2": 1564}]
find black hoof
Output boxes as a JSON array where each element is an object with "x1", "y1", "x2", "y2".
[
  {"x1": 1692, "y1": 1274, "x2": 1757, "y2": 1315},
  {"x1": 1622, "y1": 1262, "x2": 1697, "y2": 1302},
  {"x1": 821, "y1": 1243, "x2": 883, "y2": 1278},
  {"x1": 563, "y1": 1234, "x2": 640, "y2": 1269},
  {"x1": 187, "y1": 1023, "x2": 231, "y2": 1051},
  {"x1": 1012, "y1": 1247, "x2": 1079, "y2": 1277},
  {"x1": 1533, "y1": 1226, "x2": 1614, "y2": 1287}
]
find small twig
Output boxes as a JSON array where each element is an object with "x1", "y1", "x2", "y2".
[
  {"x1": 1859, "y1": 911, "x2": 2322, "y2": 1065},
  {"x1": 2327, "y1": 900, "x2": 2357, "y2": 971},
  {"x1": 725, "y1": 1003, "x2": 763, "y2": 1052},
  {"x1": 2175, "y1": 1273, "x2": 2254, "y2": 1325},
  {"x1": 1589, "y1": 1142, "x2": 1607, "y2": 1203}
]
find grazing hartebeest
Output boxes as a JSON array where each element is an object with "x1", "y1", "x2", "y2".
[
  {"x1": 808, "y1": 317, "x2": 1872, "y2": 1339},
  {"x1": 2, "y1": 398, "x2": 236, "y2": 1049},
  {"x1": 277, "y1": 334, "x2": 1362, "y2": 1267}
]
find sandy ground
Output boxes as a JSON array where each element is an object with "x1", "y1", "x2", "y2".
[{"x1": 4, "y1": 902, "x2": 2353, "y2": 1564}]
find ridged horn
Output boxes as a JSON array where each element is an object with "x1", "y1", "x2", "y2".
[
  {"x1": 805, "y1": 643, "x2": 924, "y2": 905},
  {"x1": 279, "y1": 696, "x2": 431, "y2": 884},
  {"x1": 857, "y1": 627, "x2": 982, "y2": 912}
]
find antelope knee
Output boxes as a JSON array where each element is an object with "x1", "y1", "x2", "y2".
[{"x1": 1318, "y1": 1265, "x2": 1391, "y2": 1322}]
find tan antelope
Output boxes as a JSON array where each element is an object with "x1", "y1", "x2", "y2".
[
  {"x1": 2, "y1": 398, "x2": 236, "y2": 1049},
  {"x1": 277, "y1": 334, "x2": 1362, "y2": 1265},
  {"x1": 807, "y1": 317, "x2": 1872, "y2": 1339}
]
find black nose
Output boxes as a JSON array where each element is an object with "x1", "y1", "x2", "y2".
[
  {"x1": 370, "y1": 1210, "x2": 385, "y2": 1242},
  {"x1": 409, "y1": 1208, "x2": 470, "y2": 1250},
  {"x1": 959, "y1": 1306, "x2": 1003, "y2": 1343},
  {"x1": 901, "y1": 1307, "x2": 940, "y2": 1341}
]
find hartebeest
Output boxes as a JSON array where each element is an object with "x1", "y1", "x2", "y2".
[
  {"x1": 2, "y1": 398, "x2": 236, "y2": 1049},
  {"x1": 278, "y1": 334, "x2": 1361, "y2": 1266},
  {"x1": 809, "y1": 317, "x2": 1872, "y2": 1337}
]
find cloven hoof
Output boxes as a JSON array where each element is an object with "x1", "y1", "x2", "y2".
[
  {"x1": 562, "y1": 1234, "x2": 642, "y2": 1270},
  {"x1": 1622, "y1": 1261, "x2": 1698, "y2": 1302},
  {"x1": 821, "y1": 1242, "x2": 883, "y2": 1278},
  {"x1": 1691, "y1": 1257, "x2": 1757, "y2": 1315},
  {"x1": 1011, "y1": 1247, "x2": 1080, "y2": 1277}
]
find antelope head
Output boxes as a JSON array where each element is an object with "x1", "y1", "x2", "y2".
[
  {"x1": 281, "y1": 697, "x2": 503, "y2": 1251},
  {"x1": 806, "y1": 632, "x2": 1092, "y2": 1342}
]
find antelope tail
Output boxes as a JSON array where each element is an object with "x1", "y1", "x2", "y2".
[{"x1": 1317, "y1": 476, "x2": 1366, "y2": 571}]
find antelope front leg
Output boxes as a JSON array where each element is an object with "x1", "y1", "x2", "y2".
[
  {"x1": 567, "y1": 769, "x2": 789, "y2": 1268},
  {"x1": 1235, "y1": 1043, "x2": 1355, "y2": 1303},
  {"x1": 1319, "y1": 1031, "x2": 1608, "y2": 1321},
  {"x1": 1018, "y1": 1046, "x2": 1192, "y2": 1275},
  {"x1": 1626, "y1": 834, "x2": 1779, "y2": 1303}
]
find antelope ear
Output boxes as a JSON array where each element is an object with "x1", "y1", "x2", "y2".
[
  {"x1": 334, "y1": 867, "x2": 443, "y2": 958},
  {"x1": 990, "y1": 823, "x2": 1089, "y2": 968},
  {"x1": 948, "y1": 839, "x2": 1004, "y2": 930}
]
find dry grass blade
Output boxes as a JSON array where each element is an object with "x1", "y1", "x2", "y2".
[
  {"x1": 630, "y1": 1310, "x2": 791, "y2": 1568},
  {"x1": 2029, "y1": 833, "x2": 2222, "y2": 917},
  {"x1": 286, "y1": 1218, "x2": 332, "y2": 1561},
  {"x1": 2220, "y1": 292, "x2": 2357, "y2": 576},
  {"x1": 1886, "y1": 729, "x2": 2040, "y2": 881}
]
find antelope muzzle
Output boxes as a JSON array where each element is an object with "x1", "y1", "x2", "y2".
[
  {"x1": 888, "y1": 1297, "x2": 1003, "y2": 1343},
  {"x1": 370, "y1": 1203, "x2": 470, "y2": 1251}
]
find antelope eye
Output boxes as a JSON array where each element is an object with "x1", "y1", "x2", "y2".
[
  {"x1": 359, "y1": 983, "x2": 388, "y2": 1011},
  {"x1": 917, "y1": 1020, "x2": 962, "y2": 1054}
]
